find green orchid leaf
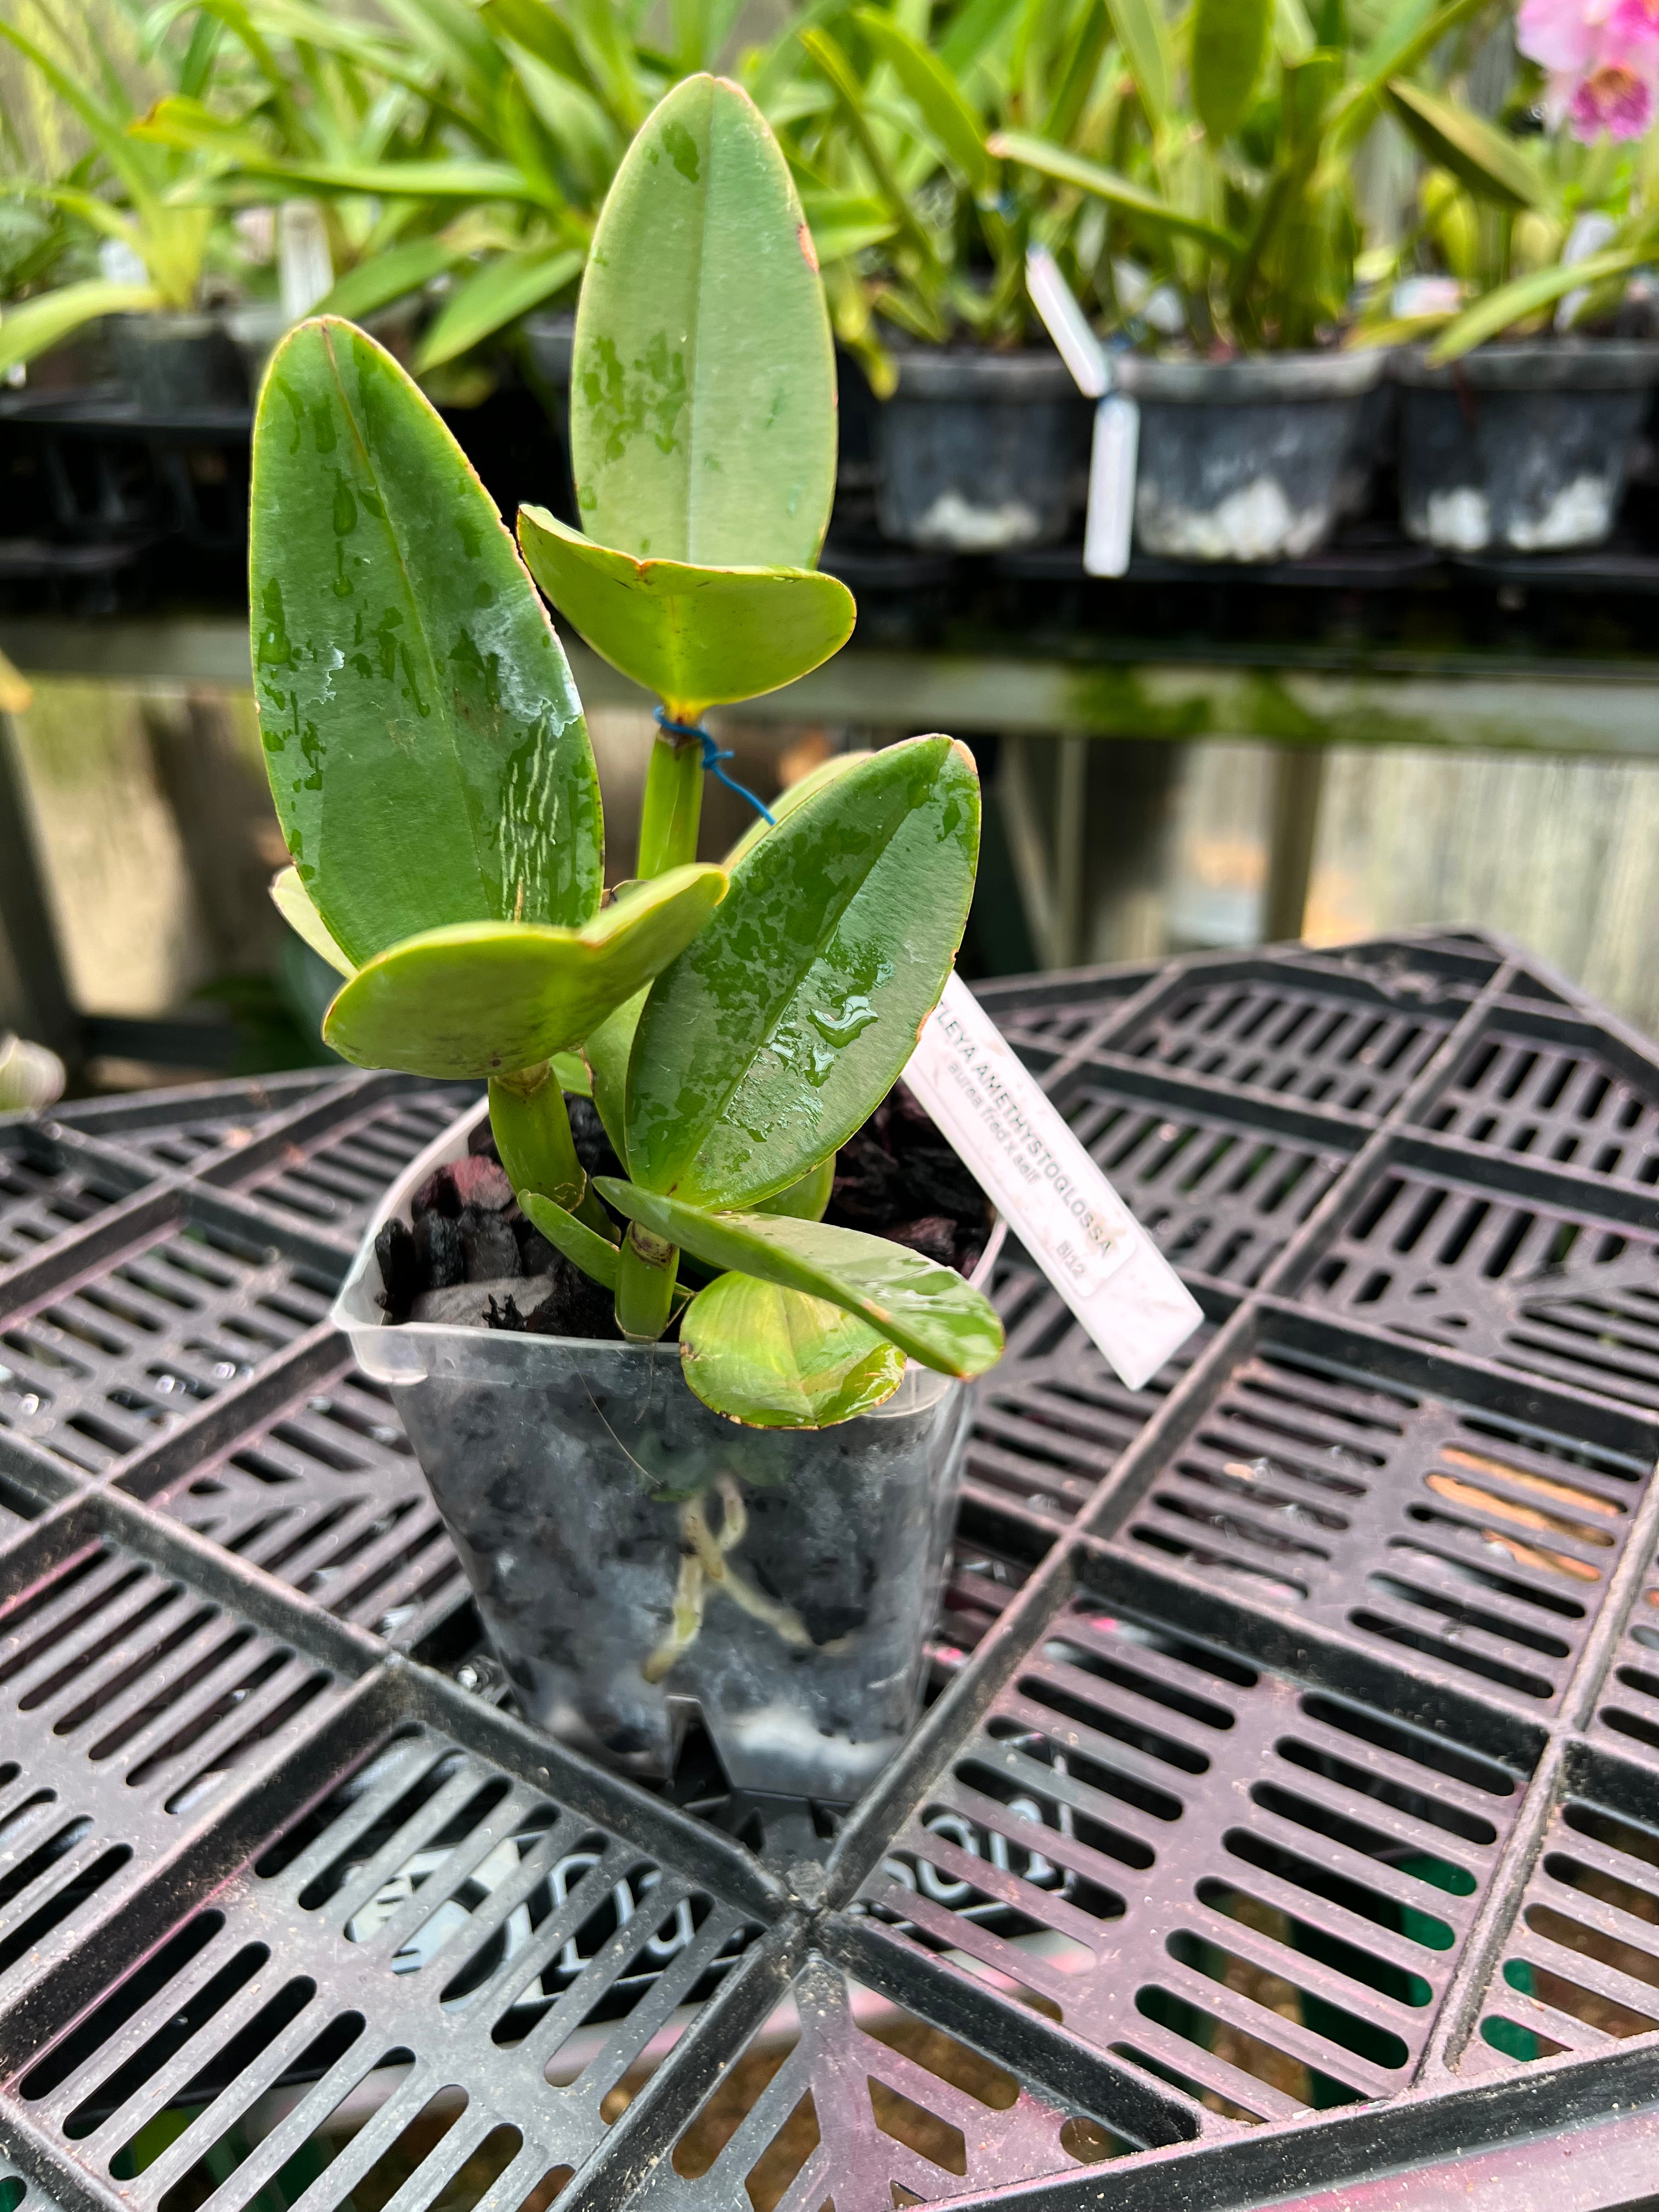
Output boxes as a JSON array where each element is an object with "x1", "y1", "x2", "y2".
[
  {"x1": 414, "y1": 244, "x2": 585, "y2": 372},
  {"x1": 755, "y1": 1152, "x2": 835, "y2": 1221},
  {"x1": 518, "y1": 506, "x2": 855, "y2": 716},
  {"x1": 569, "y1": 72, "x2": 837, "y2": 570},
  {"x1": 626, "y1": 736, "x2": 979, "y2": 1207},
  {"x1": 852, "y1": 9, "x2": 994, "y2": 195},
  {"x1": 315, "y1": 237, "x2": 464, "y2": 325},
  {"x1": 1386, "y1": 81, "x2": 1546, "y2": 212},
  {"x1": 1428, "y1": 245, "x2": 1644, "y2": 362},
  {"x1": 482, "y1": 0, "x2": 597, "y2": 93},
  {"x1": 270, "y1": 865, "x2": 353, "y2": 975},
  {"x1": 989, "y1": 133, "x2": 1243, "y2": 255},
  {"x1": 520, "y1": 1189, "x2": 620, "y2": 1288},
  {"x1": 1193, "y1": 0, "x2": 1273, "y2": 140},
  {"x1": 266, "y1": 158, "x2": 547, "y2": 203},
  {"x1": 681, "y1": 1273, "x2": 904, "y2": 1426},
  {"x1": 583, "y1": 985, "x2": 645, "y2": 1165},
  {"x1": 722, "y1": 749, "x2": 874, "y2": 868},
  {"x1": 322, "y1": 864, "x2": 726, "y2": 1076},
  {"x1": 723, "y1": 749, "x2": 874, "y2": 867},
  {"x1": 252, "y1": 317, "x2": 602, "y2": 968},
  {"x1": 0, "y1": 280, "x2": 159, "y2": 377},
  {"x1": 595, "y1": 1181, "x2": 1005, "y2": 1376},
  {"x1": 1105, "y1": 0, "x2": 1172, "y2": 125},
  {"x1": 552, "y1": 1050, "x2": 592, "y2": 1096}
]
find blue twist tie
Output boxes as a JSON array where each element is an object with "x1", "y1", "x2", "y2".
[{"x1": 654, "y1": 706, "x2": 775, "y2": 826}]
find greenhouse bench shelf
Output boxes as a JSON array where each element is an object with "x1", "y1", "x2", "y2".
[{"x1": 0, "y1": 927, "x2": 1657, "y2": 2211}]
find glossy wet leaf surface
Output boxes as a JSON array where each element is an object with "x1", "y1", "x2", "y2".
[
  {"x1": 251, "y1": 317, "x2": 602, "y2": 967},
  {"x1": 596, "y1": 1181, "x2": 1005, "y2": 1377},
  {"x1": 723, "y1": 748, "x2": 873, "y2": 868},
  {"x1": 583, "y1": 985, "x2": 646, "y2": 1166},
  {"x1": 754, "y1": 1152, "x2": 833, "y2": 1220},
  {"x1": 518, "y1": 506, "x2": 854, "y2": 715},
  {"x1": 681, "y1": 1273, "x2": 904, "y2": 1425},
  {"x1": 323, "y1": 864, "x2": 725, "y2": 1075},
  {"x1": 519, "y1": 1190, "x2": 621, "y2": 1288},
  {"x1": 626, "y1": 737, "x2": 979, "y2": 1206},
  {"x1": 569, "y1": 73, "x2": 836, "y2": 569}
]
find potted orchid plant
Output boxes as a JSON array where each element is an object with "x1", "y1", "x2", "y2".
[
  {"x1": 256, "y1": 74, "x2": 1004, "y2": 1801},
  {"x1": 1376, "y1": 0, "x2": 1659, "y2": 553}
]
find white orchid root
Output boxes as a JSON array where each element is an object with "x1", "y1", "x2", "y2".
[{"x1": 642, "y1": 1474, "x2": 837, "y2": 1683}]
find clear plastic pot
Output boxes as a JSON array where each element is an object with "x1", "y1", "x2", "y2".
[{"x1": 335, "y1": 1101, "x2": 995, "y2": 1801}]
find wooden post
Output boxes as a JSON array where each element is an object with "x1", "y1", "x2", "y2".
[
  {"x1": 0, "y1": 708, "x2": 79, "y2": 1066},
  {"x1": 1264, "y1": 742, "x2": 1328, "y2": 944}
]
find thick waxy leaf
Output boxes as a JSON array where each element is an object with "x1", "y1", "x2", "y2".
[
  {"x1": 755, "y1": 1152, "x2": 834, "y2": 1221},
  {"x1": 322, "y1": 865, "x2": 726, "y2": 1076},
  {"x1": 569, "y1": 74, "x2": 836, "y2": 569},
  {"x1": 270, "y1": 865, "x2": 353, "y2": 975},
  {"x1": 1193, "y1": 0, "x2": 1272, "y2": 140},
  {"x1": 251, "y1": 317, "x2": 602, "y2": 968},
  {"x1": 681, "y1": 1274, "x2": 904, "y2": 1425},
  {"x1": 519, "y1": 1190, "x2": 620, "y2": 1288},
  {"x1": 583, "y1": 986, "x2": 645, "y2": 1165},
  {"x1": 519, "y1": 507, "x2": 854, "y2": 715},
  {"x1": 724, "y1": 749, "x2": 873, "y2": 867},
  {"x1": 626, "y1": 737, "x2": 979, "y2": 1206},
  {"x1": 1386, "y1": 81, "x2": 1545, "y2": 212},
  {"x1": 595, "y1": 1181, "x2": 1005, "y2": 1377}
]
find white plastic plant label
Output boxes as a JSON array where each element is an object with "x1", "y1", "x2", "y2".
[
  {"x1": 1025, "y1": 245, "x2": 1138, "y2": 580},
  {"x1": 904, "y1": 974, "x2": 1204, "y2": 1391},
  {"x1": 1084, "y1": 393, "x2": 1138, "y2": 579},
  {"x1": 1025, "y1": 244, "x2": 1108, "y2": 398}
]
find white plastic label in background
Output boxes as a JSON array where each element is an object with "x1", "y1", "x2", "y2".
[
  {"x1": 1025, "y1": 244, "x2": 1108, "y2": 397},
  {"x1": 1025, "y1": 245, "x2": 1138, "y2": 580},
  {"x1": 1084, "y1": 393, "x2": 1138, "y2": 578},
  {"x1": 904, "y1": 975, "x2": 1204, "y2": 1391}
]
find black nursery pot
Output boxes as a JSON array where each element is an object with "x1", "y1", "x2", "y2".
[
  {"x1": 110, "y1": 312, "x2": 251, "y2": 411},
  {"x1": 1114, "y1": 349, "x2": 1387, "y2": 562},
  {"x1": 1395, "y1": 340, "x2": 1659, "y2": 553},
  {"x1": 874, "y1": 346, "x2": 1093, "y2": 551}
]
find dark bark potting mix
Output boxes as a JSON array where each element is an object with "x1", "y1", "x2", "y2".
[{"x1": 371, "y1": 1084, "x2": 991, "y2": 1340}]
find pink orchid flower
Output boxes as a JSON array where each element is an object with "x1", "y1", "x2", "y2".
[{"x1": 1519, "y1": 0, "x2": 1659, "y2": 137}]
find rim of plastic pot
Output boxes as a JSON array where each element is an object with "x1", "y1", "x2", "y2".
[
  {"x1": 334, "y1": 1095, "x2": 1007, "y2": 1404},
  {"x1": 110, "y1": 308, "x2": 237, "y2": 343},
  {"x1": 886, "y1": 343, "x2": 1082, "y2": 402},
  {"x1": 1113, "y1": 348, "x2": 1388, "y2": 403},
  {"x1": 1394, "y1": 338, "x2": 1659, "y2": 392},
  {"x1": 522, "y1": 310, "x2": 576, "y2": 387}
]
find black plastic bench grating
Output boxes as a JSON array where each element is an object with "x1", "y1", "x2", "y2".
[{"x1": 0, "y1": 932, "x2": 1658, "y2": 2209}]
